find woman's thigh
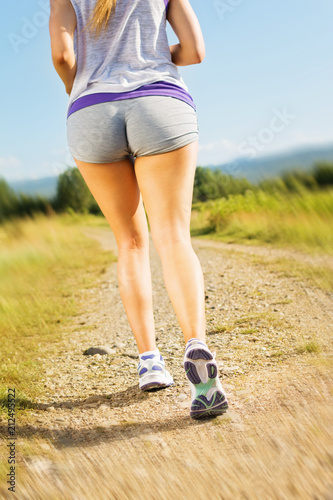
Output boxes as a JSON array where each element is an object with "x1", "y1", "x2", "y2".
[
  {"x1": 134, "y1": 140, "x2": 198, "y2": 252},
  {"x1": 74, "y1": 157, "x2": 149, "y2": 248}
]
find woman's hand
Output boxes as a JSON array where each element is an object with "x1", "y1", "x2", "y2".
[
  {"x1": 49, "y1": 0, "x2": 77, "y2": 95},
  {"x1": 167, "y1": 0, "x2": 205, "y2": 66}
]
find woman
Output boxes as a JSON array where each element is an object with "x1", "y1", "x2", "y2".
[{"x1": 49, "y1": 0, "x2": 228, "y2": 419}]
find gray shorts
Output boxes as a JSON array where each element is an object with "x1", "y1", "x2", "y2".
[{"x1": 67, "y1": 96, "x2": 199, "y2": 163}]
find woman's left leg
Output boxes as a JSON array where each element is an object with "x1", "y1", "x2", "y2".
[{"x1": 74, "y1": 157, "x2": 156, "y2": 354}]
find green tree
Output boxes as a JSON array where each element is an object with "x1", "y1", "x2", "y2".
[
  {"x1": 313, "y1": 162, "x2": 333, "y2": 187},
  {"x1": 193, "y1": 166, "x2": 255, "y2": 203},
  {"x1": 193, "y1": 166, "x2": 221, "y2": 202},
  {"x1": 15, "y1": 193, "x2": 51, "y2": 218},
  {"x1": 258, "y1": 177, "x2": 288, "y2": 193},
  {"x1": 54, "y1": 167, "x2": 94, "y2": 213},
  {"x1": 281, "y1": 169, "x2": 317, "y2": 191},
  {"x1": 222, "y1": 173, "x2": 254, "y2": 196},
  {"x1": 0, "y1": 178, "x2": 18, "y2": 222}
]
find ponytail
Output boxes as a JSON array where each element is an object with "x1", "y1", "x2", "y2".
[{"x1": 87, "y1": 0, "x2": 117, "y2": 38}]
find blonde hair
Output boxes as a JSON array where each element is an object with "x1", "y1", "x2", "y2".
[{"x1": 87, "y1": 0, "x2": 117, "y2": 38}]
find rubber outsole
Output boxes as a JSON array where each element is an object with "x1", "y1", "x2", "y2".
[
  {"x1": 190, "y1": 392, "x2": 228, "y2": 419},
  {"x1": 187, "y1": 348, "x2": 213, "y2": 360},
  {"x1": 184, "y1": 360, "x2": 217, "y2": 384},
  {"x1": 141, "y1": 381, "x2": 173, "y2": 392},
  {"x1": 184, "y1": 346, "x2": 228, "y2": 419}
]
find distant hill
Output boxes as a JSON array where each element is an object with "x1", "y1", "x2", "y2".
[
  {"x1": 207, "y1": 143, "x2": 333, "y2": 183},
  {"x1": 5, "y1": 143, "x2": 333, "y2": 197},
  {"x1": 8, "y1": 176, "x2": 58, "y2": 199}
]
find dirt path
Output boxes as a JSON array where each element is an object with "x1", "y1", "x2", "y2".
[{"x1": 1, "y1": 227, "x2": 332, "y2": 499}]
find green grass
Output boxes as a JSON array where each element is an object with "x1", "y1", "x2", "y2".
[
  {"x1": 208, "y1": 313, "x2": 286, "y2": 339},
  {"x1": 191, "y1": 188, "x2": 333, "y2": 253},
  {"x1": 0, "y1": 213, "x2": 116, "y2": 413},
  {"x1": 258, "y1": 255, "x2": 333, "y2": 293},
  {"x1": 296, "y1": 341, "x2": 322, "y2": 355},
  {"x1": 191, "y1": 188, "x2": 333, "y2": 292},
  {"x1": 233, "y1": 313, "x2": 275, "y2": 327},
  {"x1": 269, "y1": 350, "x2": 285, "y2": 358},
  {"x1": 239, "y1": 328, "x2": 257, "y2": 335},
  {"x1": 208, "y1": 324, "x2": 229, "y2": 335}
]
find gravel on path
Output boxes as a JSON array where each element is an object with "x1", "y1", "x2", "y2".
[{"x1": 1, "y1": 226, "x2": 332, "y2": 499}]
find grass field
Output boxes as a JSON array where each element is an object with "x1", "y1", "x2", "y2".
[
  {"x1": 0, "y1": 213, "x2": 115, "y2": 414},
  {"x1": 0, "y1": 192, "x2": 332, "y2": 496},
  {"x1": 191, "y1": 187, "x2": 333, "y2": 254},
  {"x1": 1, "y1": 186, "x2": 332, "y2": 411},
  {"x1": 1, "y1": 205, "x2": 332, "y2": 497}
]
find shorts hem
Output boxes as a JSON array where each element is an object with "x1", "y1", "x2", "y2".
[
  {"x1": 134, "y1": 134, "x2": 199, "y2": 159},
  {"x1": 69, "y1": 154, "x2": 133, "y2": 164}
]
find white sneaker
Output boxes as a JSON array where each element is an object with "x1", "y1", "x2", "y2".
[
  {"x1": 184, "y1": 338, "x2": 228, "y2": 419},
  {"x1": 138, "y1": 352, "x2": 174, "y2": 391}
]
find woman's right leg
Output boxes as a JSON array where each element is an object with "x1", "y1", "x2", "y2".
[
  {"x1": 134, "y1": 140, "x2": 206, "y2": 344},
  {"x1": 134, "y1": 142, "x2": 228, "y2": 418}
]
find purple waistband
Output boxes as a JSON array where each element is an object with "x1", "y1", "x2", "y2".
[
  {"x1": 67, "y1": 81, "x2": 196, "y2": 118},
  {"x1": 164, "y1": 0, "x2": 169, "y2": 14}
]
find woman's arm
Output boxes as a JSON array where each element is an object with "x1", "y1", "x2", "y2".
[
  {"x1": 167, "y1": 0, "x2": 205, "y2": 66},
  {"x1": 49, "y1": 0, "x2": 77, "y2": 95}
]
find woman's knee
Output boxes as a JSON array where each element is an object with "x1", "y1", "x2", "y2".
[
  {"x1": 117, "y1": 231, "x2": 149, "y2": 252},
  {"x1": 151, "y1": 225, "x2": 191, "y2": 255}
]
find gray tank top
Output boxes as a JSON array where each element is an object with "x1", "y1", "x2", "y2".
[{"x1": 68, "y1": 0, "x2": 190, "y2": 114}]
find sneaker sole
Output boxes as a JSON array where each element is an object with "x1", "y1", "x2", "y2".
[
  {"x1": 190, "y1": 391, "x2": 228, "y2": 419},
  {"x1": 140, "y1": 381, "x2": 173, "y2": 391},
  {"x1": 139, "y1": 373, "x2": 174, "y2": 392},
  {"x1": 184, "y1": 348, "x2": 228, "y2": 419}
]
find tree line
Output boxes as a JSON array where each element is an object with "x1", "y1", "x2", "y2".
[
  {"x1": 193, "y1": 161, "x2": 333, "y2": 202},
  {"x1": 1, "y1": 161, "x2": 333, "y2": 223}
]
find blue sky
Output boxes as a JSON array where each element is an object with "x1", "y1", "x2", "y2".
[{"x1": 1, "y1": 0, "x2": 333, "y2": 181}]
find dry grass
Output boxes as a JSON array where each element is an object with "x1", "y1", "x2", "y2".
[{"x1": 0, "y1": 214, "x2": 115, "y2": 412}]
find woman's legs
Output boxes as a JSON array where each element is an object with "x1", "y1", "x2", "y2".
[
  {"x1": 74, "y1": 157, "x2": 156, "y2": 354},
  {"x1": 134, "y1": 140, "x2": 206, "y2": 344},
  {"x1": 75, "y1": 138, "x2": 206, "y2": 351}
]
